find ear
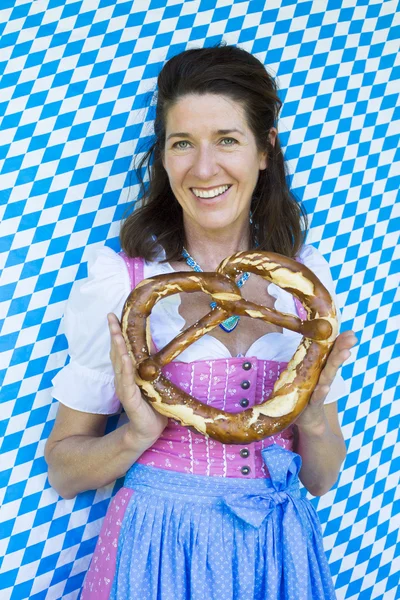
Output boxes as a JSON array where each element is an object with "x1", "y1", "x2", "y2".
[
  {"x1": 259, "y1": 152, "x2": 268, "y2": 171},
  {"x1": 269, "y1": 127, "x2": 277, "y2": 148},
  {"x1": 259, "y1": 127, "x2": 277, "y2": 170}
]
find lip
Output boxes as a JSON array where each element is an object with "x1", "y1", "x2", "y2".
[
  {"x1": 190, "y1": 184, "x2": 232, "y2": 204},
  {"x1": 190, "y1": 184, "x2": 232, "y2": 191}
]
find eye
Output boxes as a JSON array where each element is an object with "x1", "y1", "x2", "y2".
[
  {"x1": 173, "y1": 140, "x2": 191, "y2": 150},
  {"x1": 220, "y1": 137, "x2": 238, "y2": 146}
]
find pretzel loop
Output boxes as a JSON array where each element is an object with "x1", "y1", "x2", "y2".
[{"x1": 121, "y1": 251, "x2": 338, "y2": 444}]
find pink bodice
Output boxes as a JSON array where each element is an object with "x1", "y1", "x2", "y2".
[
  {"x1": 121, "y1": 253, "x2": 305, "y2": 480},
  {"x1": 136, "y1": 357, "x2": 294, "y2": 478}
]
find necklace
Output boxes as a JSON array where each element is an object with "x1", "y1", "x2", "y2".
[{"x1": 182, "y1": 247, "x2": 250, "y2": 333}]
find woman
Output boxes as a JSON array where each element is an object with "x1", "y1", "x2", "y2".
[{"x1": 45, "y1": 44, "x2": 357, "y2": 599}]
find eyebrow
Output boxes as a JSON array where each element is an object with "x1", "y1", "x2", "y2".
[{"x1": 166, "y1": 128, "x2": 245, "y2": 141}]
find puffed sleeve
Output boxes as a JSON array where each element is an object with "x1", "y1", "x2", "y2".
[
  {"x1": 299, "y1": 244, "x2": 350, "y2": 404},
  {"x1": 51, "y1": 246, "x2": 131, "y2": 414}
]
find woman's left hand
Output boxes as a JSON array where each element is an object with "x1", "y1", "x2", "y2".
[{"x1": 294, "y1": 330, "x2": 358, "y2": 431}]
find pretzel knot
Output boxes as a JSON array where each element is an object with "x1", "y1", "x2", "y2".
[{"x1": 121, "y1": 251, "x2": 338, "y2": 444}]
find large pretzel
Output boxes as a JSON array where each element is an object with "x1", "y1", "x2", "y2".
[{"x1": 121, "y1": 251, "x2": 338, "y2": 444}]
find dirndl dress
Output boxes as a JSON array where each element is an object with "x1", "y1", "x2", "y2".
[{"x1": 79, "y1": 254, "x2": 337, "y2": 600}]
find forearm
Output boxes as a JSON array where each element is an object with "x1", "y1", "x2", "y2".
[
  {"x1": 294, "y1": 418, "x2": 347, "y2": 497},
  {"x1": 46, "y1": 423, "x2": 153, "y2": 500}
]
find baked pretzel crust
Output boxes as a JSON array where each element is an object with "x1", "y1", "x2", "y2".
[{"x1": 121, "y1": 251, "x2": 338, "y2": 444}]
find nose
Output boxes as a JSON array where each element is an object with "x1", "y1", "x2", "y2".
[{"x1": 191, "y1": 144, "x2": 219, "y2": 180}]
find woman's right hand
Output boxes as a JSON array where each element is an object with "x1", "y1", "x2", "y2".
[{"x1": 108, "y1": 312, "x2": 168, "y2": 445}]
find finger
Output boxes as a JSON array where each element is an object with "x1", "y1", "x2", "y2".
[
  {"x1": 108, "y1": 322, "x2": 119, "y2": 372},
  {"x1": 108, "y1": 316, "x2": 117, "y2": 365},
  {"x1": 318, "y1": 343, "x2": 353, "y2": 388},
  {"x1": 113, "y1": 332, "x2": 129, "y2": 376},
  {"x1": 318, "y1": 351, "x2": 349, "y2": 387},
  {"x1": 335, "y1": 331, "x2": 358, "y2": 350},
  {"x1": 107, "y1": 312, "x2": 121, "y2": 331},
  {"x1": 118, "y1": 354, "x2": 140, "y2": 406},
  {"x1": 310, "y1": 384, "x2": 330, "y2": 405}
]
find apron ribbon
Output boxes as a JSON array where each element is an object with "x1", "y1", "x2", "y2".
[{"x1": 223, "y1": 444, "x2": 303, "y2": 528}]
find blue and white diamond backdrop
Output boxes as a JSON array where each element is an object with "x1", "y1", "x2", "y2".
[{"x1": 0, "y1": 0, "x2": 399, "y2": 598}]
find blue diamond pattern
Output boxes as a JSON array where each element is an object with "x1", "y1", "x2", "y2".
[{"x1": 0, "y1": 1, "x2": 398, "y2": 599}]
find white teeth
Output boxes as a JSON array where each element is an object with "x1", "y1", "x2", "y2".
[{"x1": 191, "y1": 185, "x2": 229, "y2": 198}]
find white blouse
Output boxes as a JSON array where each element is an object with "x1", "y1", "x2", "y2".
[{"x1": 51, "y1": 244, "x2": 349, "y2": 414}]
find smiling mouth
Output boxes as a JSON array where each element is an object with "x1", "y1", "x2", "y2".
[{"x1": 191, "y1": 184, "x2": 232, "y2": 199}]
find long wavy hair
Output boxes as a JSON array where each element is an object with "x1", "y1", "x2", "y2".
[{"x1": 120, "y1": 43, "x2": 308, "y2": 261}]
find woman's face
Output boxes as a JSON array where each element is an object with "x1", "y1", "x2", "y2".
[{"x1": 162, "y1": 94, "x2": 274, "y2": 233}]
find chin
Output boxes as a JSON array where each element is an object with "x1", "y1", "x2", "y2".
[{"x1": 196, "y1": 210, "x2": 236, "y2": 228}]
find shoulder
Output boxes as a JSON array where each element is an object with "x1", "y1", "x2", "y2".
[
  {"x1": 141, "y1": 245, "x2": 176, "y2": 278},
  {"x1": 297, "y1": 243, "x2": 327, "y2": 265},
  {"x1": 297, "y1": 243, "x2": 342, "y2": 316},
  {"x1": 66, "y1": 246, "x2": 132, "y2": 315},
  {"x1": 297, "y1": 243, "x2": 333, "y2": 280},
  {"x1": 87, "y1": 245, "x2": 128, "y2": 279}
]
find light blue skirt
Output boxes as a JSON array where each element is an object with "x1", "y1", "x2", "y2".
[{"x1": 109, "y1": 444, "x2": 336, "y2": 600}]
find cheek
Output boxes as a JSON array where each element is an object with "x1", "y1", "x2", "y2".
[
  {"x1": 225, "y1": 153, "x2": 260, "y2": 178},
  {"x1": 231, "y1": 168, "x2": 258, "y2": 189},
  {"x1": 164, "y1": 156, "x2": 192, "y2": 183}
]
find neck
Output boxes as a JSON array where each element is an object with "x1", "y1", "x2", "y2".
[{"x1": 183, "y1": 219, "x2": 251, "y2": 271}]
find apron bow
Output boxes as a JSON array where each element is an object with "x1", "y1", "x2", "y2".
[{"x1": 223, "y1": 444, "x2": 303, "y2": 528}]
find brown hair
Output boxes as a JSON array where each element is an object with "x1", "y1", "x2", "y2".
[{"x1": 120, "y1": 43, "x2": 308, "y2": 261}]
